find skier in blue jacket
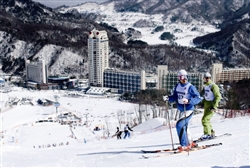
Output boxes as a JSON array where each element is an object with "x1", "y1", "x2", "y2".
[
  {"x1": 163, "y1": 69, "x2": 202, "y2": 151},
  {"x1": 123, "y1": 124, "x2": 133, "y2": 139}
]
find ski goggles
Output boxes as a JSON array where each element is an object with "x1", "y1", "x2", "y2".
[{"x1": 178, "y1": 75, "x2": 187, "y2": 80}]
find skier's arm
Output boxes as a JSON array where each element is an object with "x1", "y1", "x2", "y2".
[
  {"x1": 211, "y1": 84, "x2": 221, "y2": 109},
  {"x1": 168, "y1": 85, "x2": 178, "y2": 103},
  {"x1": 188, "y1": 85, "x2": 203, "y2": 105},
  {"x1": 200, "y1": 87, "x2": 205, "y2": 104}
]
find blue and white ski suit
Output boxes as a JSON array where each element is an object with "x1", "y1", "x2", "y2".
[{"x1": 168, "y1": 82, "x2": 202, "y2": 146}]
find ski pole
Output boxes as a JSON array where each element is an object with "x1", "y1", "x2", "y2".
[
  {"x1": 184, "y1": 104, "x2": 190, "y2": 155},
  {"x1": 166, "y1": 102, "x2": 174, "y2": 150}
]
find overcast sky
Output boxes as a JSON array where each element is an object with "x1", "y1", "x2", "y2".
[{"x1": 33, "y1": 0, "x2": 108, "y2": 8}]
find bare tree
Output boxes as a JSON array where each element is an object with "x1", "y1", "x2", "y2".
[
  {"x1": 116, "y1": 110, "x2": 124, "y2": 129},
  {"x1": 104, "y1": 116, "x2": 110, "y2": 137}
]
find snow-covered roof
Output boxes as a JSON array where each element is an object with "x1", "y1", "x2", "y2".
[{"x1": 85, "y1": 87, "x2": 110, "y2": 95}]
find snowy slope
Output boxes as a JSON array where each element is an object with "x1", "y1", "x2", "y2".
[{"x1": 1, "y1": 87, "x2": 249, "y2": 167}]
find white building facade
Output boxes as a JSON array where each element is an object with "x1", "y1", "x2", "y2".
[
  {"x1": 212, "y1": 63, "x2": 250, "y2": 83},
  {"x1": 26, "y1": 59, "x2": 47, "y2": 84},
  {"x1": 157, "y1": 65, "x2": 168, "y2": 89},
  {"x1": 103, "y1": 69, "x2": 146, "y2": 94},
  {"x1": 88, "y1": 30, "x2": 109, "y2": 87}
]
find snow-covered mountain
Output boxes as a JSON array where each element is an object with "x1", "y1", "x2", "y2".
[
  {"x1": 58, "y1": 1, "x2": 220, "y2": 46},
  {"x1": 0, "y1": 0, "x2": 249, "y2": 78},
  {"x1": 58, "y1": 1, "x2": 250, "y2": 68}
]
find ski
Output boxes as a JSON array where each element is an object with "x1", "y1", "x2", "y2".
[
  {"x1": 193, "y1": 133, "x2": 232, "y2": 143},
  {"x1": 141, "y1": 133, "x2": 231, "y2": 154},
  {"x1": 141, "y1": 148, "x2": 177, "y2": 153},
  {"x1": 141, "y1": 133, "x2": 232, "y2": 153},
  {"x1": 142, "y1": 143, "x2": 222, "y2": 159}
]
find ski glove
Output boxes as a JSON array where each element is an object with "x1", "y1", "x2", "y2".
[
  {"x1": 210, "y1": 108, "x2": 216, "y2": 112},
  {"x1": 182, "y1": 98, "x2": 189, "y2": 104},
  {"x1": 163, "y1": 95, "x2": 169, "y2": 102}
]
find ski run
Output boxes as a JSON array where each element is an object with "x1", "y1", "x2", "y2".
[{"x1": 1, "y1": 88, "x2": 249, "y2": 167}]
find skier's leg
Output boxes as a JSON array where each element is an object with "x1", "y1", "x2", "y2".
[
  {"x1": 176, "y1": 111, "x2": 193, "y2": 146},
  {"x1": 202, "y1": 107, "x2": 214, "y2": 135},
  {"x1": 124, "y1": 132, "x2": 127, "y2": 139},
  {"x1": 187, "y1": 127, "x2": 193, "y2": 143},
  {"x1": 176, "y1": 118, "x2": 185, "y2": 145}
]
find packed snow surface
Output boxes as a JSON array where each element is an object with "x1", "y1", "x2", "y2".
[{"x1": 1, "y1": 87, "x2": 249, "y2": 167}]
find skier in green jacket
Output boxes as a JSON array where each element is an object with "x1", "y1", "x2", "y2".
[{"x1": 200, "y1": 72, "x2": 221, "y2": 140}]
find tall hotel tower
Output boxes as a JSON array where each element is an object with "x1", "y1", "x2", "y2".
[
  {"x1": 88, "y1": 30, "x2": 109, "y2": 87},
  {"x1": 26, "y1": 59, "x2": 47, "y2": 84}
]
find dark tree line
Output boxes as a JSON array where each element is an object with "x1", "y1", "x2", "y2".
[{"x1": 223, "y1": 79, "x2": 250, "y2": 110}]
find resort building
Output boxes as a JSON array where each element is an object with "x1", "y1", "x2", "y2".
[
  {"x1": 26, "y1": 59, "x2": 48, "y2": 87},
  {"x1": 88, "y1": 30, "x2": 109, "y2": 87},
  {"x1": 212, "y1": 63, "x2": 250, "y2": 83},
  {"x1": 103, "y1": 68, "x2": 146, "y2": 94}
]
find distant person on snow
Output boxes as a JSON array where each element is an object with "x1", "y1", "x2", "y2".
[
  {"x1": 115, "y1": 127, "x2": 122, "y2": 139},
  {"x1": 200, "y1": 72, "x2": 221, "y2": 140},
  {"x1": 124, "y1": 124, "x2": 133, "y2": 139},
  {"x1": 163, "y1": 69, "x2": 202, "y2": 151}
]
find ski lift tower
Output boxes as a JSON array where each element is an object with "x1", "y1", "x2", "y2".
[
  {"x1": 54, "y1": 102, "x2": 60, "y2": 114},
  {"x1": 83, "y1": 111, "x2": 89, "y2": 127},
  {"x1": 54, "y1": 95, "x2": 60, "y2": 115}
]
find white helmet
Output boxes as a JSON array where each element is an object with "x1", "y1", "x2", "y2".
[
  {"x1": 204, "y1": 72, "x2": 211, "y2": 78},
  {"x1": 178, "y1": 69, "x2": 188, "y2": 80}
]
